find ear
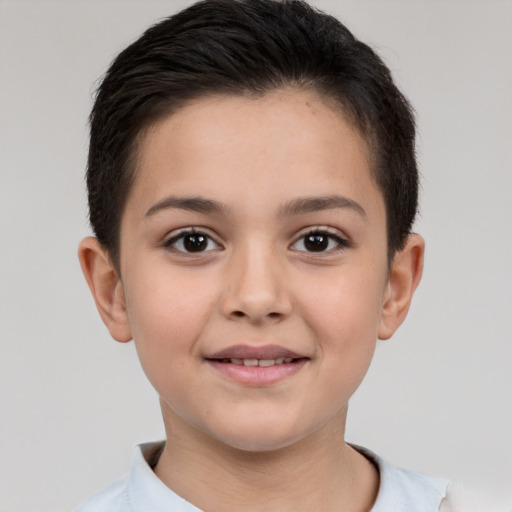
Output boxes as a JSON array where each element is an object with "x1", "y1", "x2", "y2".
[
  {"x1": 78, "y1": 237, "x2": 132, "y2": 343},
  {"x1": 378, "y1": 234, "x2": 425, "y2": 340}
]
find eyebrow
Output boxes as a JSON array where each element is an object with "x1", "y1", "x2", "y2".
[
  {"x1": 144, "y1": 193, "x2": 366, "y2": 219},
  {"x1": 145, "y1": 196, "x2": 229, "y2": 217},
  {"x1": 280, "y1": 195, "x2": 367, "y2": 219}
]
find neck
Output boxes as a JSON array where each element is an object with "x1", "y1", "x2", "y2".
[{"x1": 154, "y1": 406, "x2": 379, "y2": 512}]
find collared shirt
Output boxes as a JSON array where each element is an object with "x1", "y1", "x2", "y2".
[{"x1": 74, "y1": 441, "x2": 449, "y2": 512}]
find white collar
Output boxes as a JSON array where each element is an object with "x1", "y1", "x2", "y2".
[
  {"x1": 120, "y1": 441, "x2": 448, "y2": 511},
  {"x1": 354, "y1": 445, "x2": 448, "y2": 512}
]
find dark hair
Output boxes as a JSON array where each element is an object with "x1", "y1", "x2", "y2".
[{"x1": 87, "y1": 0, "x2": 418, "y2": 266}]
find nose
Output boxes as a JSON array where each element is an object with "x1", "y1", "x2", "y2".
[{"x1": 221, "y1": 244, "x2": 292, "y2": 324}]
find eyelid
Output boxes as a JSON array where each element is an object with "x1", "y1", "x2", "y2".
[
  {"x1": 290, "y1": 226, "x2": 351, "y2": 253},
  {"x1": 163, "y1": 226, "x2": 222, "y2": 253}
]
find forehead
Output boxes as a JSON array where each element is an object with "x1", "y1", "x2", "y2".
[{"x1": 126, "y1": 89, "x2": 383, "y2": 221}]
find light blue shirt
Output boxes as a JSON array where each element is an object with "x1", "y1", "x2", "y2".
[{"x1": 74, "y1": 442, "x2": 449, "y2": 512}]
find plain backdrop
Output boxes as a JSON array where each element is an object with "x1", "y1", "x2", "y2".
[{"x1": 1, "y1": 1, "x2": 511, "y2": 511}]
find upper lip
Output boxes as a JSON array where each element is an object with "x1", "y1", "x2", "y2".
[{"x1": 206, "y1": 345, "x2": 307, "y2": 360}]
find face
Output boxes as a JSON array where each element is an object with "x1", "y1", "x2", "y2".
[{"x1": 117, "y1": 89, "x2": 392, "y2": 452}]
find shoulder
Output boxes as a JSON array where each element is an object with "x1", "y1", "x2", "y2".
[
  {"x1": 73, "y1": 442, "x2": 202, "y2": 512},
  {"x1": 440, "y1": 482, "x2": 512, "y2": 512},
  {"x1": 74, "y1": 476, "x2": 130, "y2": 512},
  {"x1": 353, "y1": 445, "x2": 449, "y2": 512}
]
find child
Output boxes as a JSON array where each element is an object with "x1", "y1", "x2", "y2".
[{"x1": 75, "y1": 1, "x2": 487, "y2": 510}]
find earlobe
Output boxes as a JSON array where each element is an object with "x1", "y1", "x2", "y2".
[
  {"x1": 378, "y1": 234, "x2": 425, "y2": 340},
  {"x1": 78, "y1": 237, "x2": 133, "y2": 343}
]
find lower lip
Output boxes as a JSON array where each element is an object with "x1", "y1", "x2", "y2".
[{"x1": 206, "y1": 359, "x2": 308, "y2": 386}]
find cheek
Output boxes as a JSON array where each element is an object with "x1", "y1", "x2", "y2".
[
  {"x1": 122, "y1": 269, "x2": 217, "y2": 374},
  {"x1": 297, "y1": 268, "x2": 385, "y2": 387},
  {"x1": 301, "y1": 270, "x2": 385, "y2": 341}
]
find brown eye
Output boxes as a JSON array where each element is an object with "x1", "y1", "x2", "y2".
[
  {"x1": 165, "y1": 230, "x2": 220, "y2": 253},
  {"x1": 291, "y1": 230, "x2": 348, "y2": 253},
  {"x1": 183, "y1": 233, "x2": 207, "y2": 252},
  {"x1": 304, "y1": 233, "x2": 329, "y2": 252}
]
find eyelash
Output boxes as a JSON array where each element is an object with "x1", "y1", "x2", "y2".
[
  {"x1": 163, "y1": 228, "x2": 221, "y2": 254},
  {"x1": 163, "y1": 227, "x2": 350, "y2": 255},
  {"x1": 290, "y1": 228, "x2": 350, "y2": 254}
]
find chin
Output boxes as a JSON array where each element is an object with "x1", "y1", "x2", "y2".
[{"x1": 207, "y1": 418, "x2": 310, "y2": 454}]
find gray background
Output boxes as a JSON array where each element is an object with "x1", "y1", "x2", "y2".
[{"x1": 1, "y1": 1, "x2": 510, "y2": 511}]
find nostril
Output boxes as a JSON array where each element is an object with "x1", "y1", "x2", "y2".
[{"x1": 229, "y1": 310, "x2": 282, "y2": 320}]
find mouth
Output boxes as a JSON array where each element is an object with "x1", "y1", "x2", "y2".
[
  {"x1": 205, "y1": 345, "x2": 309, "y2": 386},
  {"x1": 212, "y1": 357, "x2": 303, "y2": 367}
]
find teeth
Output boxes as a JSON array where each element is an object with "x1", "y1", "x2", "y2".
[{"x1": 229, "y1": 358, "x2": 295, "y2": 366}]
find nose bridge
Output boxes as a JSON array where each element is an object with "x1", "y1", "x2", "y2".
[{"x1": 222, "y1": 236, "x2": 291, "y2": 322}]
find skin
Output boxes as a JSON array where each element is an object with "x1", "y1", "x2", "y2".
[{"x1": 79, "y1": 89, "x2": 424, "y2": 511}]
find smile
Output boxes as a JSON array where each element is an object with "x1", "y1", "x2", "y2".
[
  {"x1": 218, "y1": 357, "x2": 296, "y2": 367},
  {"x1": 205, "y1": 345, "x2": 309, "y2": 386}
]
